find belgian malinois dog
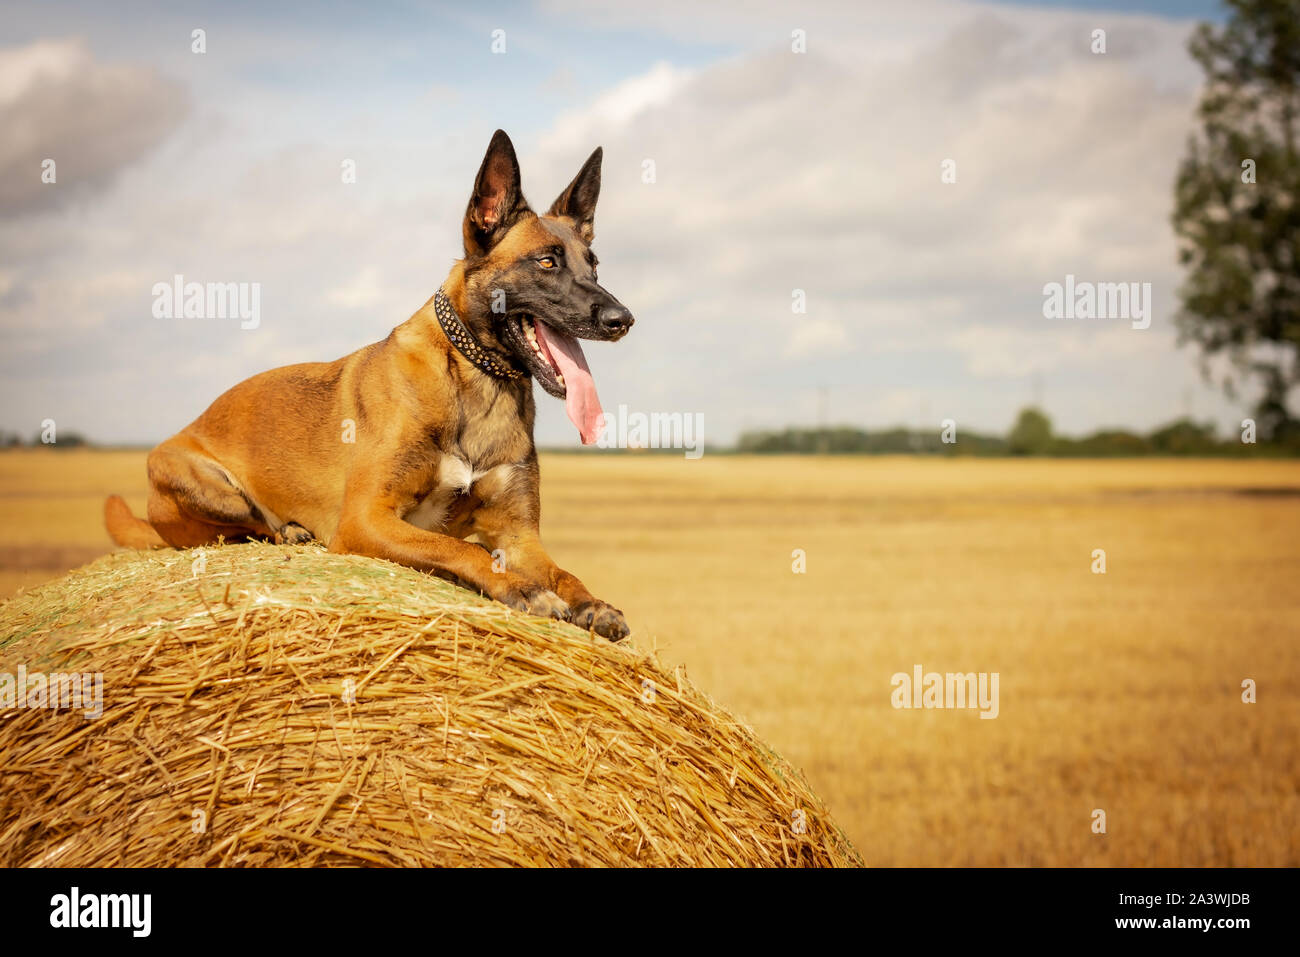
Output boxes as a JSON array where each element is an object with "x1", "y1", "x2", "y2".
[{"x1": 105, "y1": 130, "x2": 634, "y2": 640}]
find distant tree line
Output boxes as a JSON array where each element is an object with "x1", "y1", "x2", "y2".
[
  {"x1": 0, "y1": 430, "x2": 89, "y2": 449},
  {"x1": 6, "y1": 409, "x2": 1296, "y2": 456},
  {"x1": 735, "y1": 407, "x2": 1300, "y2": 456}
]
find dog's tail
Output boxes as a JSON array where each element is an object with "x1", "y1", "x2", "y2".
[{"x1": 104, "y1": 495, "x2": 167, "y2": 549}]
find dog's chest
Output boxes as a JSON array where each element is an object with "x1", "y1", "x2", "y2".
[{"x1": 402, "y1": 455, "x2": 517, "y2": 532}]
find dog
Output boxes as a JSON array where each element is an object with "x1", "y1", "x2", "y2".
[{"x1": 105, "y1": 130, "x2": 634, "y2": 640}]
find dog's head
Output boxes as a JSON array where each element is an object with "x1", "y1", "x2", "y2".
[{"x1": 456, "y1": 131, "x2": 633, "y2": 418}]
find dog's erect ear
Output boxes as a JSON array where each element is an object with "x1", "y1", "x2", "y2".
[
  {"x1": 464, "y1": 130, "x2": 531, "y2": 256},
  {"x1": 547, "y1": 147, "x2": 602, "y2": 244}
]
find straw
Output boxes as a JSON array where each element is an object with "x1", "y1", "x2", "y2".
[{"x1": 0, "y1": 541, "x2": 862, "y2": 867}]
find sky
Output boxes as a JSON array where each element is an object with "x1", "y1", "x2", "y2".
[{"x1": 0, "y1": 0, "x2": 1264, "y2": 448}]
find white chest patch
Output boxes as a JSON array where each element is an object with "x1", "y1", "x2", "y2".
[
  {"x1": 401, "y1": 458, "x2": 518, "y2": 532},
  {"x1": 439, "y1": 455, "x2": 478, "y2": 495}
]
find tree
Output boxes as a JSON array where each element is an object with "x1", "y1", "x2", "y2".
[
  {"x1": 1148, "y1": 418, "x2": 1220, "y2": 454},
  {"x1": 1007, "y1": 407, "x2": 1052, "y2": 455},
  {"x1": 1172, "y1": 0, "x2": 1300, "y2": 441}
]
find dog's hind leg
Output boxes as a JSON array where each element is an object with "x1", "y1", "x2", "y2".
[{"x1": 144, "y1": 436, "x2": 276, "y2": 547}]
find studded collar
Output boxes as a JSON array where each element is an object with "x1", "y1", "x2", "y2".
[{"x1": 434, "y1": 288, "x2": 527, "y2": 380}]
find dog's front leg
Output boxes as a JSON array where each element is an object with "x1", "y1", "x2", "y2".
[
  {"x1": 480, "y1": 531, "x2": 630, "y2": 641},
  {"x1": 546, "y1": 561, "x2": 631, "y2": 641},
  {"x1": 331, "y1": 503, "x2": 570, "y2": 620},
  {"x1": 468, "y1": 468, "x2": 632, "y2": 641}
]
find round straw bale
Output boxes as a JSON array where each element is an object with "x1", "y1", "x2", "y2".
[{"x1": 0, "y1": 542, "x2": 861, "y2": 867}]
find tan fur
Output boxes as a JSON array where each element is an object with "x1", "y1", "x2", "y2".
[{"x1": 105, "y1": 136, "x2": 630, "y2": 638}]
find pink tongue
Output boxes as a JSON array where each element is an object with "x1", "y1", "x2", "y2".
[{"x1": 534, "y1": 321, "x2": 605, "y2": 445}]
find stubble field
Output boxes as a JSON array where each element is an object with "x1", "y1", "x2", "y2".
[{"x1": 1, "y1": 449, "x2": 1297, "y2": 865}]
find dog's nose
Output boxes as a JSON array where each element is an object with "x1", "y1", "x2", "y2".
[{"x1": 597, "y1": 305, "x2": 634, "y2": 336}]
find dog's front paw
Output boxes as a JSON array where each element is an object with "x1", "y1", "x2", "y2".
[
  {"x1": 569, "y1": 600, "x2": 630, "y2": 642},
  {"x1": 275, "y1": 522, "x2": 315, "y2": 545},
  {"x1": 501, "y1": 581, "x2": 570, "y2": 622}
]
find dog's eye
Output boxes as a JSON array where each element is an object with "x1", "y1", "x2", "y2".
[{"x1": 537, "y1": 256, "x2": 557, "y2": 269}]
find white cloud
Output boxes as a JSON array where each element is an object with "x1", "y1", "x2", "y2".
[
  {"x1": 327, "y1": 265, "x2": 386, "y2": 310},
  {"x1": 520, "y1": 2, "x2": 1231, "y2": 440},
  {"x1": 0, "y1": 38, "x2": 187, "y2": 215},
  {"x1": 787, "y1": 319, "x2": 850, "y2": 358},
  {"x1": 950, "y1": 322, "x2": 1157, "y2": 378},
  {"x1": 542, "y1": 61, "x2": 692, "y2": 150},
  {"x1": 0, "y1": 3, "x2": 1257, "y2": 446}
]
